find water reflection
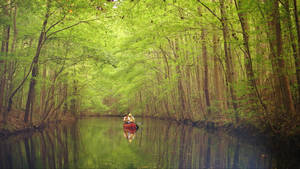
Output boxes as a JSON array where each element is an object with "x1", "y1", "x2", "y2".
[
  {"x1": 123, "y1": 128, "x2": 137, "y2": 143},
  {"x1": 0, "y1": 117, "x2": 297, "y2": 169}
]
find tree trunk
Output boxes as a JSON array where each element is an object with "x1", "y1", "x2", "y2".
[
  {"x1": 40, "y1": 65, "x2": 47, "y2": 117},
  {"x1": 0, "y1": 2, "x2": 11, "y2": 122},
  {"x1": 267, "y1": 0, "x2": 296, "y2": 116},
  {"x1": 183, "y1": 34, "x2": 193, "y2": 119},
  {"x1": 213, "y1": 31, "x2": 221, "y2": 110},
  {"x1": 4, "y1": 5, "x2": 18, "y2": 121},
  {"x1": 63, "y1": 80, "x2": 68, "y2": 115},
  {"x1": 24, "y1": 0, "x2": 51, "y2": 123},
  {"x1": 234, "y1": 0, "x2": 268, "y2": 113},
  {"x1": 282, "y1": 0, "x2": 299, "y2": 93},
  {"x1": 219, "y1": 0, "x2": 239, "y2": 123},
  {"x1": 70, "y1": 78, "x2": 78, "y2": 116},
  {"x1": 171, "y1": 38, "x2": 186, "y2": 120},
  {"x1": 6, "y1": 5, "x2": 18, "y2": 98},
  {"x1": 201, "y1": 26, "x2": 211, "y2": 114},
  {"x1": 293, "y1": 0, "x2": 300, "y2": 105},
  {"x1": 194, "y1": 34, "x2": 205, "y2": 117},
  {"x1": 235, "y1": 0, "x2": 255, "y2": 87}
]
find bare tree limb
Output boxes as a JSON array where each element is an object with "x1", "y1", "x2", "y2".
[{"x1": 197, "y1": 0, "x2": 222, "y2": 22}]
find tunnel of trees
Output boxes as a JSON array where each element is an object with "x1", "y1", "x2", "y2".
[{"x1": 0, "y1": 0, "x2": 299, "y2": 138}]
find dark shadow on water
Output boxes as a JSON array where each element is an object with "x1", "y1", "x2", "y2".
[{"x1": 0, "y1": 117, "x2": 299, "y2": 169}]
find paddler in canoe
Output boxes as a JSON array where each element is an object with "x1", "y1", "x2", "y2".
[
  {"x1": 123, "y1": 113, "x2": 139, "y2": 130},
  {"x1": 123, "y1": 113, "x2": 138, "y2": 143},
  {"x1": 123, "y1": 113, "x2": 135, "y2": 124}
]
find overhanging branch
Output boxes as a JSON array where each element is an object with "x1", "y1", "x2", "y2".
[{"x1": 46, "y1": 18, "x2": 98, "y2": 39}]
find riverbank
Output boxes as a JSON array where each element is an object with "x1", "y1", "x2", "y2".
[
  {"x1": 79, "y1": 113, "x2": 122, "y2": 118},
  {"x1": 79, "y1": 113, "x2": 285, "y2": 137},
  {"x1": 1, "y1": 113, "x2": 299, "y2": 168},
  {"x1": 146, "y1": 115, "x2": 299, "y2": 142},
  {"x1": 81, "y1": 113, "x2": 300, "y2": 159},
  {"x1": 0, "y1": 110, "x2": 76, "y2": 138},
  {"x1": 2, "y1": 112, "x2": 300, "y2": 151},
  {"x1": 0, "y1": 119, "x2": 76, "y2": 138},
  {"x1": 0, "y1": 117, "x2": 284, "y2": 169},
  {"x1": 138, "y1": 115, "x2": 300, "y2": 162}
]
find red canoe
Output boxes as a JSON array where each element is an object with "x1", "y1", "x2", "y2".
[{"x1": 123, "y1": 123, "x2": 138, "y2": 130}]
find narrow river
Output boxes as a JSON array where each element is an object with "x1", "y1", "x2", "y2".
[{"x1": 0, "y1": 117, "x2": 294, "y2": 169}]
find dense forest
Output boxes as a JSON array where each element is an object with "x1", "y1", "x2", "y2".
[{"x1": 0, "y1": 0, "x2": 299, "y2": 137}]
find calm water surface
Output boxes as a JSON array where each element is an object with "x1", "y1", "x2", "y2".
[{"x1": 0, "y1": 117, "x2": 294, "y2": 169}]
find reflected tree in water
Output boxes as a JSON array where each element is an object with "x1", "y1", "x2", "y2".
[{"x1": 0, "y1": 118, "x2": 291, "y2": 169}]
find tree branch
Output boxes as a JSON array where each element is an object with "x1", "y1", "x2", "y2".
[
  {"x1": 46, "y1": 18, "x2": 98, "y2": 39},
  {"x1": 45, "y1": 14, "x2": 66, "y2": 33},
  {"x1": 5, "y1": 59, "x2": 35, "y2": 114},
  {"x1": 197, "y1": 0, "x2": 222, "y2": 22}
]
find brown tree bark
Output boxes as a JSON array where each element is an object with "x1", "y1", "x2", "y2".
[
  {"x1": 201, "y1": 27, "x2": 211, "y2": 114},
  {"x1": 169, "y1": 38, "x2": 186, "y2": 120},
  {"x1": 267, "y1": 0, "x2": 296, "y2": 116},
  {"x1": 219, "y1": 0, "x2": 239, "y2": 123},
  {"x1": 0, "y1": 1, "x2": 11, "y2": 122},
  {"x1": 279, "y1": 0, "x2": 300, "y2": 107},
  {"x1": 40, "y1": 65, "x2": 47, "y2": 116},
  {"x1": 213, "y1": 33, "x2": 220, "y2": 101},
  {"x1": 4, "y1": 5, "x2": 18, "y2": 122},
  {"x1": 234, "y1": 0, "x2": 268, "y2": 114},
  {"x1": 211, "y1": 0, "x2": 221, "y2": 109},
  {"x1": 24, "y1": 0, "x2": 51, "y2": 123},
  {"x1": 175, "y1": 52, "x2": 186, "y2": 119},
  {"x1": 194, "y1": 34, "x2": 205, "y2": 117},
  {"x1": 6, "y1": 5, "x2": 18, "y2": 97},
  {"x1": 293, "y1": 0, "x2": 300, "y2": 105},
  {"x1": 70, "y1": 78, "x2": 78, "y2": 116},
  {"x1": 182, "y1": 34, "x2": 193, "y2": 119},
  {"x1": 63, "y1": 80, "x2": 68, "y2": 115},
  {"x1": 234, "y1": 0, "x2": 255, "y2": 86},
  {"x1": 159, "y1": 46, "x2": 175, "y2": 117}
]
